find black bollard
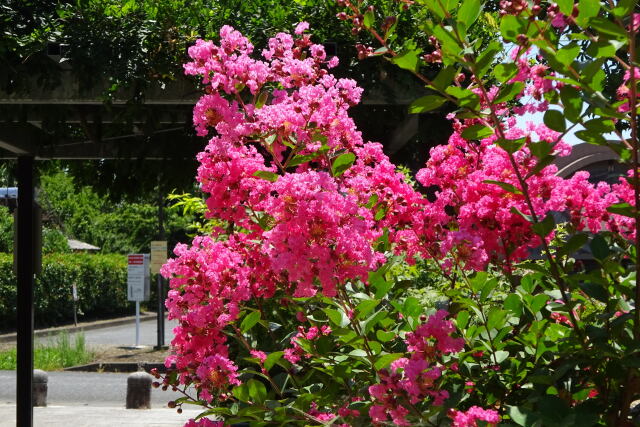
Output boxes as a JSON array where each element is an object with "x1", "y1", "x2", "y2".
[
  {"x1": 126, "y1": 371, "x2": 153, "y2": 409},
  {"x1": 32, "y1": 370, "x2": 48, "y2": 407}
]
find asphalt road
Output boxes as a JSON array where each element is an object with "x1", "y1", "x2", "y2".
[
  {"x1": 36, "y1": 316, "x2": 179, "y2": 348},
  {"x1": 0, "y1": 370, "x2": 191, "y2": 407}
]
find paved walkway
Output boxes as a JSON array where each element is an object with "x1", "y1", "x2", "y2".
[{"x1": 0, "y1": 404, "x2": 203, "y2": 426}]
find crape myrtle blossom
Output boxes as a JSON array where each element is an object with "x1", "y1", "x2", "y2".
[
  {"x1": 162, "y1": 22, "x2": 636, "y2": 426},
  {"x1": 164, "y1": 22, "x2": 409, "y2": 406},
  {"x1": 367, "y1": 311, "x2": 471, "y2": 426}
]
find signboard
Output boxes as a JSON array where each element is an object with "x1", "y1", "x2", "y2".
[
  {"x1": 127, "y1": 254, "x2": 150, "y2": 301},
  {"x1": 150, "y1": 240, "x2": 168, "y2": 274}
]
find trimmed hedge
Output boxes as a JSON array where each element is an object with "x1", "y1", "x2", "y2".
[{"x1": 0, "y1": 253, "x2": 137, "y2": 330}]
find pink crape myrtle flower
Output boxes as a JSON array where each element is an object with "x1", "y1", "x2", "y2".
[
  {"x1": 367, "y1": 311, "x2": 460, "y2": 425},
  {"x1": 449, "y1": 406, "x2": 500, "y2": 427},
  {"x1": 184, "y1": 418, "x2": 225, "y2": 427}
]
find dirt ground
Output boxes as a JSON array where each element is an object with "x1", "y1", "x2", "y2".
[{"x1": 91, "y1": 345, "x2": 170, "y2": 364}]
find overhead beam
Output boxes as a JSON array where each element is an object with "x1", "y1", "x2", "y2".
[{"x1": 0, "y1": 124, "x2": 43, "y2": 156}]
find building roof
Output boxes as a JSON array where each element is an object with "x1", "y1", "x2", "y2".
[{"x1": 67, "y1": 238, "x2": 100, "y2": 251}]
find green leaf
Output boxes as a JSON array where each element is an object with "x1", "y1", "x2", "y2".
[
  {"x1": 446, "y1": 86, "x2": 480, "y2": 109},
  {"x1": 483, "y1": 180, "x2": 522, "y2": 195},
  {"x1": 457, "y1": 310, "x2": 470, "y2": 329},
  {"x1": 511, "y1": 206, "x2": 533, "y2": 222},
  {"x1": 348, "y1": 349, "x2": 368, "y2": 357},
  {"x1": 363, "y1": 10, "x2": 374, "y2": 28},
  {"x1": 493, "y1": 82, "x2": 524, "y2": 104},
  {"x1": 557, "y1": 233, "x2": 588, "y2": 258},
  {"x1": 508, "y1": 406, "x2": 538, "y2": 426},
  {"x1": 500, "y1": 14, "x2": 526, "y2": 41},
  {"x1": 430, "y1": 66, "x2": 458, "y2": 91},
  {"x1": 480, "y1": 278, "x2": 498, "y2": 301},
  {"x1": 356, "y1": 299, "x2": 380, "y2": 319},
  {"x1": 255, "y1": 91, "x2": 269, "y2": 109},
  {"x1": 376, "y1": 330, "x2": 396, "y2": 342},
  {"x1": 374, "y1": 353, "x2": 405, "y2": 371},
  {"x1": 613, "y1": 0, "x2": 634, "y2": 17},
  {"x1": 607, "y1": 202, "x2": 636, "y2": 218},
  {"x1": 461, "y1": 124, "x2": 494, "y2": 140},
  {"x1": 370, "y1": 271, "x2": 393, "y2": 299},
  {"x1": 586, "y1": 40, "x2": 617, "y2": 59},
  {"x1": 232, "y1": 384, "x2": 250, "y2": 402},
  {"x1": 583, "y1": 118, "x2": 615, "y2": 133},
  {"x1": 543, "y1": 110, "x2": 567, "y2": 132},
  {"x1": 504, "y1": 294, "x2": 523, "y2": 315},
  {"x1": 556, "y1": 43, "x2": 580, "y2": 65},
  {"x1": 493, "y1": 63, "x2": 518, "y2": 83},
  {"x1": 487, "y1": 308, "x2": 508, "y2": 330},
  {"x1": 579, "y1": 282, "x2": 608, "y2": 303},
  {"x1": 240, "y1": 311, "x2": 261, "y2": 333},
  {"x1": 590, "y1": 17, "x2": 627, "y2": 41},
  {"x1": 494, "y1": 350, "x2": 510, "y2": 363},
  {"x1": 475, "y1": 41, "x2": 501, "y2": 77},
  {"x1": 560, "y1": 86, "x2": 583, "y2": 122},
  {"x1": 324, "y1": 307, "x2": 349, "y2": 328},
  {"x1": 264, "y1": 351, "x2": 283, "y2": 371},
  {"x1": 247, "y1": 379, "x2": 267, "y2": 404},
  {"x1": 253, "y1": 170, "x2": 279, "y2": 182},
  {"x1": 391, "y1": 43, "x2": 420, "y2": 72},
  {"x1": 530, "y1": 294, "x2": 549, "y2": 313},
  {"x1": 287, "y1": 153, "x2": 318, "y2": 167},
  {"x1": 458, "y1": 0, "x2": 481, "y2": 28},
  {"x1": 495, "y1": 137, "x2": 526, "y2": 154},
  {"x1": 402, "y1": 296, "x2": 422, "y2": 317},
  {"x1": 576, "y1": 0, "x2": 600, "y2": 26},
  {"x1": 556, "y1": 0, "x2": 573, "y2": 14},
  {"x1": 532, "y1": 214, "x2": 555, "y2": 237},
  {"x1": 590, "y1": 234, "x2": 610, "y2": 259},
  {"x1": 408, "y1": 95, "x2": 447, "y2": 114},
  {"x1": 331, "y1": 153, "x2": 356, "y2": 177}
]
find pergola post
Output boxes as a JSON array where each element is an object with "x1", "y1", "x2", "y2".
[{"x1": 16, "y1": 156, "x2": 34, "y2": 427}]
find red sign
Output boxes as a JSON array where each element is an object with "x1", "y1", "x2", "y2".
[{"x1": 128, "y1": 255, "x2": 144, "y2": 265}]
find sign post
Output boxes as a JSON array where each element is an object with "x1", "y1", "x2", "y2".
[
  {"x1": 72, "y1": 283, "x2": 78, "y2": 326},
  {"x1": 127, "y1": 254, "x2": 150, "y2": 347},
  {"x1": 150, "y1": 241, "x2": 167, "y2": 349}
]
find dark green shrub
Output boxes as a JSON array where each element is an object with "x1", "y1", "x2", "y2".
[{"x1": 0, "y1": 252, "x2": 136, "y2": 330}]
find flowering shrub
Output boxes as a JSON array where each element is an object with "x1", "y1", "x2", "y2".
[{"x1": 158, "y1": 1, "x2": 640, "y2": 425}]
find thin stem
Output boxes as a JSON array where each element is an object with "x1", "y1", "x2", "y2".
[{"x1": 627, "y1": 8, "x2": 640, "y2": 342}]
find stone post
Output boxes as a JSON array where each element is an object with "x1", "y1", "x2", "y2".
[
  {"x1": 32, "y1": 369, "x2": 48, "y2": 407},
  {"x1": 126, "y1": 371, "x2": 153, "y2": 409}
]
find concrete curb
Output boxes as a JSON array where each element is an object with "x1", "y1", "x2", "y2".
[
  {"x1": 65, "y1": 361, "x2": 174, "y2": 373},
  {"x1": 0, "y1": 312, "x2": 158, "y2": 344}
]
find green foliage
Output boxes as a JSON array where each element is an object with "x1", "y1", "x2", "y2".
[
  {"x1": 0, "y1": 206, "x2": 13, "y2": 253},
  {"x1": 0, "y1": 252, "x2": 131, "y2": 330},
  {"x1": 0, "y1": 331, "x2": 94, "y2": 370},
  {"x1": 38, "y1": 168, "x2": 192, "y2": 253}
]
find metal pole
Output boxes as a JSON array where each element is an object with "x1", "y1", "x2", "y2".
[
  {"x1": 156, "y1": 189, "x2": 165, "y2": 349},
  {"x1": 135, "y1": 301, "x2": 140, "y2": 347},
  {"x1": 16, "y1": 156, "x2": 34, "y2": 427}
]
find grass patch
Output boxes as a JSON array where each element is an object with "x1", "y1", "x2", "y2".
[{"x1": 0, "y1": 332, "x2": 95, "y2": 370}]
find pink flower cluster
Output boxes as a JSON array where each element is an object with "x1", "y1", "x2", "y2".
[
  {"x1": 164, "y1": 23, "x2": 414, "y2": 402},
  {"x1": 368, "y1": 311, "x2": 463, "y2": 425},
  {"x1": 449, "y1": 406, "x2": 500, "y2": 427},
  {"x1": 284, "y1": 325, "x2": 332, "y2": 364},
  {"x1": 184, "y1": 418, "x2": 225, "y2": 427},
  {"x1": 402, "y1": 51, "x2": 636, "y2": 271}
]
